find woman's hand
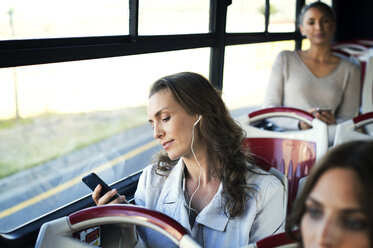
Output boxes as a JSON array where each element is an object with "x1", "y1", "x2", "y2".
[
  {"x1": 299, "y1": 120, "x2": 312, "y2": 130},
  {"x1": 92, "y1": 184, "x2": 127, "y2": 205},
  {"x1": 299, "y1": 108, "x2": 336, "y2": 130},
  {"x1": 314, "y1": 109, "x2": 336, "y2": 125},
  {"x1": 92, "y1": 185, "x2": 141, "y2": 247},
  {"x1": 298, "y1": 108, "x2": 316, "y2": 129}
]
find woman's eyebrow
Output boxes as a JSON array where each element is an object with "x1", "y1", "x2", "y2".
[
  {"x1": 341, "y1": 208, "x2": 366, "y2": 215},
  {"x1": 148, "y1": 107, "x2": 168, "y2": 123},
  {"x1": 154, "y1": 108, "x2": 168, "y2": 117},
  {"x1": 305, "y1": 196, "x2": 322, "y2": 207},
  {"x1": 307, "y1": 196, "x2": 365, "y2": 214}
]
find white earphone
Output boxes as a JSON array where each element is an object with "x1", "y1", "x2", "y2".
[
  {"x1": 187, "y1": 114, "x2": 202, "y2": 217},
  {"x1": 194, "y1": 115, "x2": 201, "y2": 126}
]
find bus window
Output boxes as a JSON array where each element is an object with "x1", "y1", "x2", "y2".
[
  {"x1": 226, "y1": 0, "x2": 265, "y2": 33},
  {"x1": 268, "y1": 0, "x2": 296, "y2": 33},
  {"x1": 0, "y1": 47, "x2": 210, "y2": 233},
  {"x1": 1, "y1": 0, "x2": 129, "y2": 40},
  {"x1": 138, "y1": 0, "x2": 209, "y2": 35},
  {"x1": 223, "y1": 41, "x2": 295, "y2": 110}
]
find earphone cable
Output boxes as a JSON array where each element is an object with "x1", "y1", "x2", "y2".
[{"x1": 187, "y1": 118, "x2": 202, "y2": 217}]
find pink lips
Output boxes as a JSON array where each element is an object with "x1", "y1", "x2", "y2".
[{"x1": 162, "y1": 140, "x2": 173, "y2": 150}]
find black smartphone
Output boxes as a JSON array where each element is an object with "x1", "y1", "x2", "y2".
[
  {"x1": 316, "y1": 107, "x2": 332, "y2": 113},
  {"x1": 82, "y1": 172, "x2": 120, "y2": 202}
]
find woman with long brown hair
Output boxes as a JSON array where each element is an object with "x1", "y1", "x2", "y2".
[{"x1": 93, "y1": 72, "x2": 286, "y2": 247}]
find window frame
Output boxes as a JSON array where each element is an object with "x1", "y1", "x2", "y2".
[
  {"x1": 0, "y1": 0, "x2": 304, "y2": 90},
  {"x1": 0, "y1": 0, "x2": 307, "y2": 246}
]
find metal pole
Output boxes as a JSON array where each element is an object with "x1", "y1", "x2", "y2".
[{"x1": 7, "y1": 8, "x2": 20, "y2": 119}]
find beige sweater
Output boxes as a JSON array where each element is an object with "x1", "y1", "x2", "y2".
[{"x1": 263, "y1": 50, "x2": 361, "y2": 130}]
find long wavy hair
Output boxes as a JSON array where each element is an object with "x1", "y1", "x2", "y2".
[
  {"x1": 149, "y1": 72, "x2": 254, "y2": 218},
  {"x1": 286, "y1": 140, "x2": 373, "y2": 247}
]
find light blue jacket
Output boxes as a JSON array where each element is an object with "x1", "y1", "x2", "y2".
[{"x1": 134, "y1": 158, "x2": 286, "y2": 248}]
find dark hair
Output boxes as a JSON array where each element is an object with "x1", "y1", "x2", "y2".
[
  {"x1": 286, "y1": 140, "x2": 373, "y2": 246},
  {"x1": 298, "y1": 2, "x2": 335, "y2": 26},
  {"x1": 149, "y1": 72, "x2": 254, "y2": 218}
]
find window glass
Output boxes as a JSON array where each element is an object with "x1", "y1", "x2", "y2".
[
  {"x1": 268, "y1": 0, "x2": 296, "y2": 32},
  {"x1": 226, "y1": 0, "x2": 265, "y2": 33},
  {"x1": 302, "y1": 38, "x2": 310, "y2": 49},
  {"x1": 0, "y1": 48, "x2": 209, "y2": 232},
  {"x1": 223, "y1": 41, "x2": 295, "y2": 111},
  {"x1": 0, "y1": 0, "x2": 129, "y2": 40},
  {"x1": 138, "y1": 0, "x2": 209, "y2": 35}
]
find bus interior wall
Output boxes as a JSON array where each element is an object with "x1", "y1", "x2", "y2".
[{"x1": 333, "y1": 0, "x2": 373, "y2": 41}]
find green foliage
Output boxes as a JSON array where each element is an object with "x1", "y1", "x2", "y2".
[
  {"x1": 0, "y1": 107, "x2": 148, "y2": 178},
  {"x1": 0, "y1": 118, "x2": 32, "y2": 130},
  {"x1": 258, "y1": 4, "x2": 279, "y2": 16}
]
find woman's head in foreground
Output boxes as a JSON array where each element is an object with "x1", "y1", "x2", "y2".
[{"x1": 286, "y1": 140, "x2": 373, "y2": 248}]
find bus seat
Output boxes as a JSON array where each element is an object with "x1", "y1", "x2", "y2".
[
  {"x1": 356, "y1": 41, "x2": 373, "y2": 135},
  {"x1": 331, "y1": 42, "x2": 369, "y2": 58},
  {"x1": 296, "y1": 176, "x2": 307, "y2": 199},
  {"x1": 332, "y1": 40, "x2": 373, "y2": 134},
  {"x1": 331, "y1": 41, "x2": 368, "y2": 67},
  {"x1": 356, "y1": 39, "x2": 373, "y2": 47},
  {"x1": 240, "y1": 107, "x2": 328, "y2": 213},
  {"x1": 360, "y1": 51, "x2": 373, "y2": 113},
  {"x1": 35, "y1": 204, "x2": 202, "y2": 248},
  {"x1": 333, "y1": 112, "x2": 373, "y2": 146},
  {"x1": 331, "y1": 41, "x2": 368, "y2": 107},
  {"x1": 244, "y1": 231, "x2": 298, "y2": 248}
]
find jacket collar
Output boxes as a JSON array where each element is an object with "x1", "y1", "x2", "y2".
[{"x1": 161, "y1": 158, "x2": 229, "y2": 232}]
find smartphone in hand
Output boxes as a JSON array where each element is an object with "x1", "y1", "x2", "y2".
[
  {"x1": 82, "y1": 172, "x2": 120, "y2": 202},
  {"x1": 316, "y1": 107, "x2": 332, "y2": 113}
]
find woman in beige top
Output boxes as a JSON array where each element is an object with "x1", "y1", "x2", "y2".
[{"x1": 263, "y1": 2, "x2": 360, "y2": 133}]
